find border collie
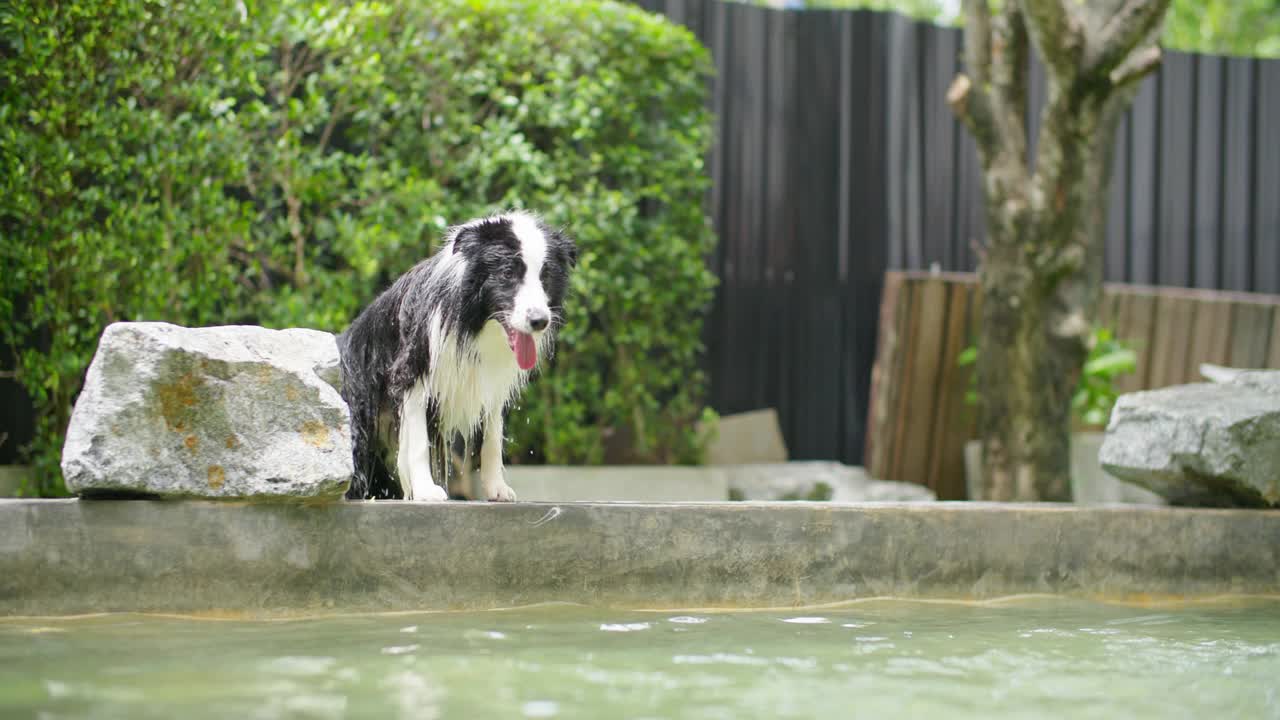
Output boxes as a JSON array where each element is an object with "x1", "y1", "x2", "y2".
[{"x1": 338, "y1": 211, "x2": 576, "y2": 501}]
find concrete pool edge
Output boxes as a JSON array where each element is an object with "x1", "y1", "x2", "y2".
[{"x1": 2, "y1": 499, "x2": 1277, "y2": 617}]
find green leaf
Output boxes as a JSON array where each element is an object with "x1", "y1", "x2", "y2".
[{"x1": 1084, "y1": 348, "x2": 1137, "y2": 378}]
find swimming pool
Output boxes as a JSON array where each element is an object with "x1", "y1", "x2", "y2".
[{"x1": 4, "y1": 598, "x2": 1277, "y2": 719}]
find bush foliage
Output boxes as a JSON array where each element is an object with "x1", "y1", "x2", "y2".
[{"x1": 0, "y1": 0, "x2": 718, "y2": 495}]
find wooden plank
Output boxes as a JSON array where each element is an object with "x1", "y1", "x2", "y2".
[
  {"x1": 864, "y1": 272, "x2": 908, "y2": 479},
  {"x1": 1222, "y1": 57, "x2": 1255, "y2": 291},
  {"x1": 926, "y1": 282, "x2": 973, "y2": 499},
  {"x1": 1098, "y1": 288, "x2": 1121, "y2": 329},
  {"x1": 1184, "y1": 299, "x2": 1232, "y2": 382},
  {"x1": 1114, "y1": 290, "x2": 1158, "y2": 392},
  {"x1": 962, "y1": 279, "x2": 983, "y2": 446},
  {"x1": 1192, "y1": 55, "x2": 1224, "y2": 289},
  {"x1": 1147, "y1": 295, "x2": 1197, "y2": 389},
  {"x1": 1228, "y1": 304, "x2": 1274, "y2": 369},
  {"x1": 1157, "y1": 52, "x2": 1194, "y2": 286},
  {"x1": 887, "y1": 277, "x2": 921, "y2": 481},
  {"x1": 895, "y1": 278, "x2": 949, "y2": 485},
  {"x1": 1270, "y1": 310, "x2": 1280, "y2": 369}
]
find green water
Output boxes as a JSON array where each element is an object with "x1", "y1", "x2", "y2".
[{"x1": 2, "y1": 598, "x2": 1278, "y2": 719}]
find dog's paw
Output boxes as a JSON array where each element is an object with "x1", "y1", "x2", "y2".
[
  {"x1": 408, "y1": 479, "x2": 449, "y2": 502},
  {"x1": 419, "y1": 483, "x2": 449, "y2": 502},
  {"x1": 484, "y1": 481, "x2": 517, "y2": 503}
]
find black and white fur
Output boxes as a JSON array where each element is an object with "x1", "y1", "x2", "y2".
[{"x1": 338, "y1": 211, "x2": 576, "y2": 501}]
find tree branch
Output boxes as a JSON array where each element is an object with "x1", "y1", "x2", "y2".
[
  {"x1": 1108, "y1": 44, "x2": 1163, "y2": 89},
  {"x1": 1087, "y1": 0, "x2": 1173, "y2": 76},
  {"x1": 963, "y1": 0, "x2": 992, "y2": 88},
  {"x1": 948, "y1": 74, "x2": 1001, "y2": 162},
  {"x1": 990, "y1": 2, "x2": 1029, "y2": 163},
  {"x1": 1019, "y1": 0, "x2": 1086, "y2": 82}
]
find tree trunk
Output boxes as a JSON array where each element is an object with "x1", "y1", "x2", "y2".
[
  {"x1": 950, "y1": 0, "x2": 1171, "y2": 500},
  {"x1": 977, "y1": 233, "x2": 1087, "y2": 501}
]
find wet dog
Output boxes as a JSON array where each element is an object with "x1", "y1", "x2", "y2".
[{"x1": 338, "y1": 211, "x2": 576, "y2": 501}]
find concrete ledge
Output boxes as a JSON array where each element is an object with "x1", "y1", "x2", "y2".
[{"x1": 2, "y1": 499, "x2": 1278, "y2": 616}]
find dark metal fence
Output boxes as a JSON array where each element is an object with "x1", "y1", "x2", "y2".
[{"x1": 633, "y1": 0, "x2": 1280, "y2": 465}]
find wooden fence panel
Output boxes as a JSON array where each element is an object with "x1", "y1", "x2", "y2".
[
  {"x1": 866, "y1": 272, "x2": 1280, "y2": 497},
  {"x1": 1229, "y1": 304, "x2": 1274, "y2": 368}
]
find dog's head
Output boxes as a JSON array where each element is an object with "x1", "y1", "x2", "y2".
[{"x1": 448, "y1": 211, "x2": 577, "y2": 370}]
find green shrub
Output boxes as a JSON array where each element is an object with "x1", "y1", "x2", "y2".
[{"x1": 0, "y1": 0, "x2": 718, "y2": 495}]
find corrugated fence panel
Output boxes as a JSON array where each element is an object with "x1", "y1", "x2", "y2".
[
  {"x1": 1158, "y1": 52, "x2": 1195, "y2": 288},
  {"x1": 632, "y1": 0, "x2": 1280, "y2": 471},
  {"x1": 1192, "y1": 54, "x2": 1224, "y2": 289},
  {"x1": 1257, "y1": 60, "x2": 1280, "y2": 295},
  {"x1": 1222, "y1": 58, "x2": 1256, "y2": 291}
]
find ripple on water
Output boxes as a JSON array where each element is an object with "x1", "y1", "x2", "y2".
[
  {"x1": 259, "y1": 656, "x2": 338, "y2": 676},
  {"x1": 782, "y1": 617, "x2": 830, "y2": 624},
  {"x1": 522, "y1": 700, "x2": 559, "y2": 718},
  {"x1": 600, "y1": 623, "x2": 650, "y2": 632},
  {"x1": 380, "y1": 644, "x2": 419, "y2": 655}
]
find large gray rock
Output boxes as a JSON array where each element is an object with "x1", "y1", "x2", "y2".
[
  {"x1": 61, "y1": 322, "x2": 352, "y2": 499},
  {"x1": 1099, "y1": 370, "x2": 1280, "y2": 507}
]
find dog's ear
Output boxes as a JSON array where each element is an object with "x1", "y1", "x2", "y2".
[
  {"x1": 451, "y1": 225, "x2": 480, "y2": 255},
  {"x1": 556, "y1": 231, "x2": 578, "y2": 268}
]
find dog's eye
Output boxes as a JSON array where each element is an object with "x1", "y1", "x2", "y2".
[{"x1": 506, "y1": 263, "x2": 524, "y2": 279}]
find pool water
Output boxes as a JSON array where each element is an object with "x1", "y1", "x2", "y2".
[{"x1": 2, "y1": 598, "x2": 1278, "y2": 719}]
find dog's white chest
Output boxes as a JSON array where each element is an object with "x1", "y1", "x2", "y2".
[{"x1": 427, "y1": 320, "x2": 526, "y2": 432}]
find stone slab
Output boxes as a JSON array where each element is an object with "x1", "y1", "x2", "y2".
[
  {"x1": 724, "y1": 462, "x2": 935, "y2": 502},
  {"x1": 505, "y1": 466, "x2": 729, "y2": 502},
  {"x1": 2, "y1": 500, "x2": 1276, "y2": 617},
  {"x1": 702, "y1": 408, "x2": 788, "y2": 464},
  {"x1": 504, "y1": 463, "x2": 930, "y2": 503},
  {"x1": 0, "y1": 466, "x2": 29, "y2": 498}
]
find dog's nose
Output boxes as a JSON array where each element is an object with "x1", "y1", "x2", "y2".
[{"x1": 528, "y1": 309, "x2": 550, "y2": 332}]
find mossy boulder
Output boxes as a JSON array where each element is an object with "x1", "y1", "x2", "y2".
[{"x1": 61, "y1": 323, "x2": 351, "y2": 499}]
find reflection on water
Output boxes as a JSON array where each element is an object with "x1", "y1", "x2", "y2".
[{"x1": 2, "y1": 597, "x2": 1278, "y2": 719}]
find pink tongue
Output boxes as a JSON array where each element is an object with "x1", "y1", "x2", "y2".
[{"x1": 509, "y1": 329, "x2": 537, "y2": 370}]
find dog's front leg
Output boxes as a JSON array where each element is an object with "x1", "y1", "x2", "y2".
[
  {"x1": 396, "y1": 380, "x2": 448, "y2": 502},
  {"x1": 479, "y1": 411, "x2": 517, "y2": 502}
]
